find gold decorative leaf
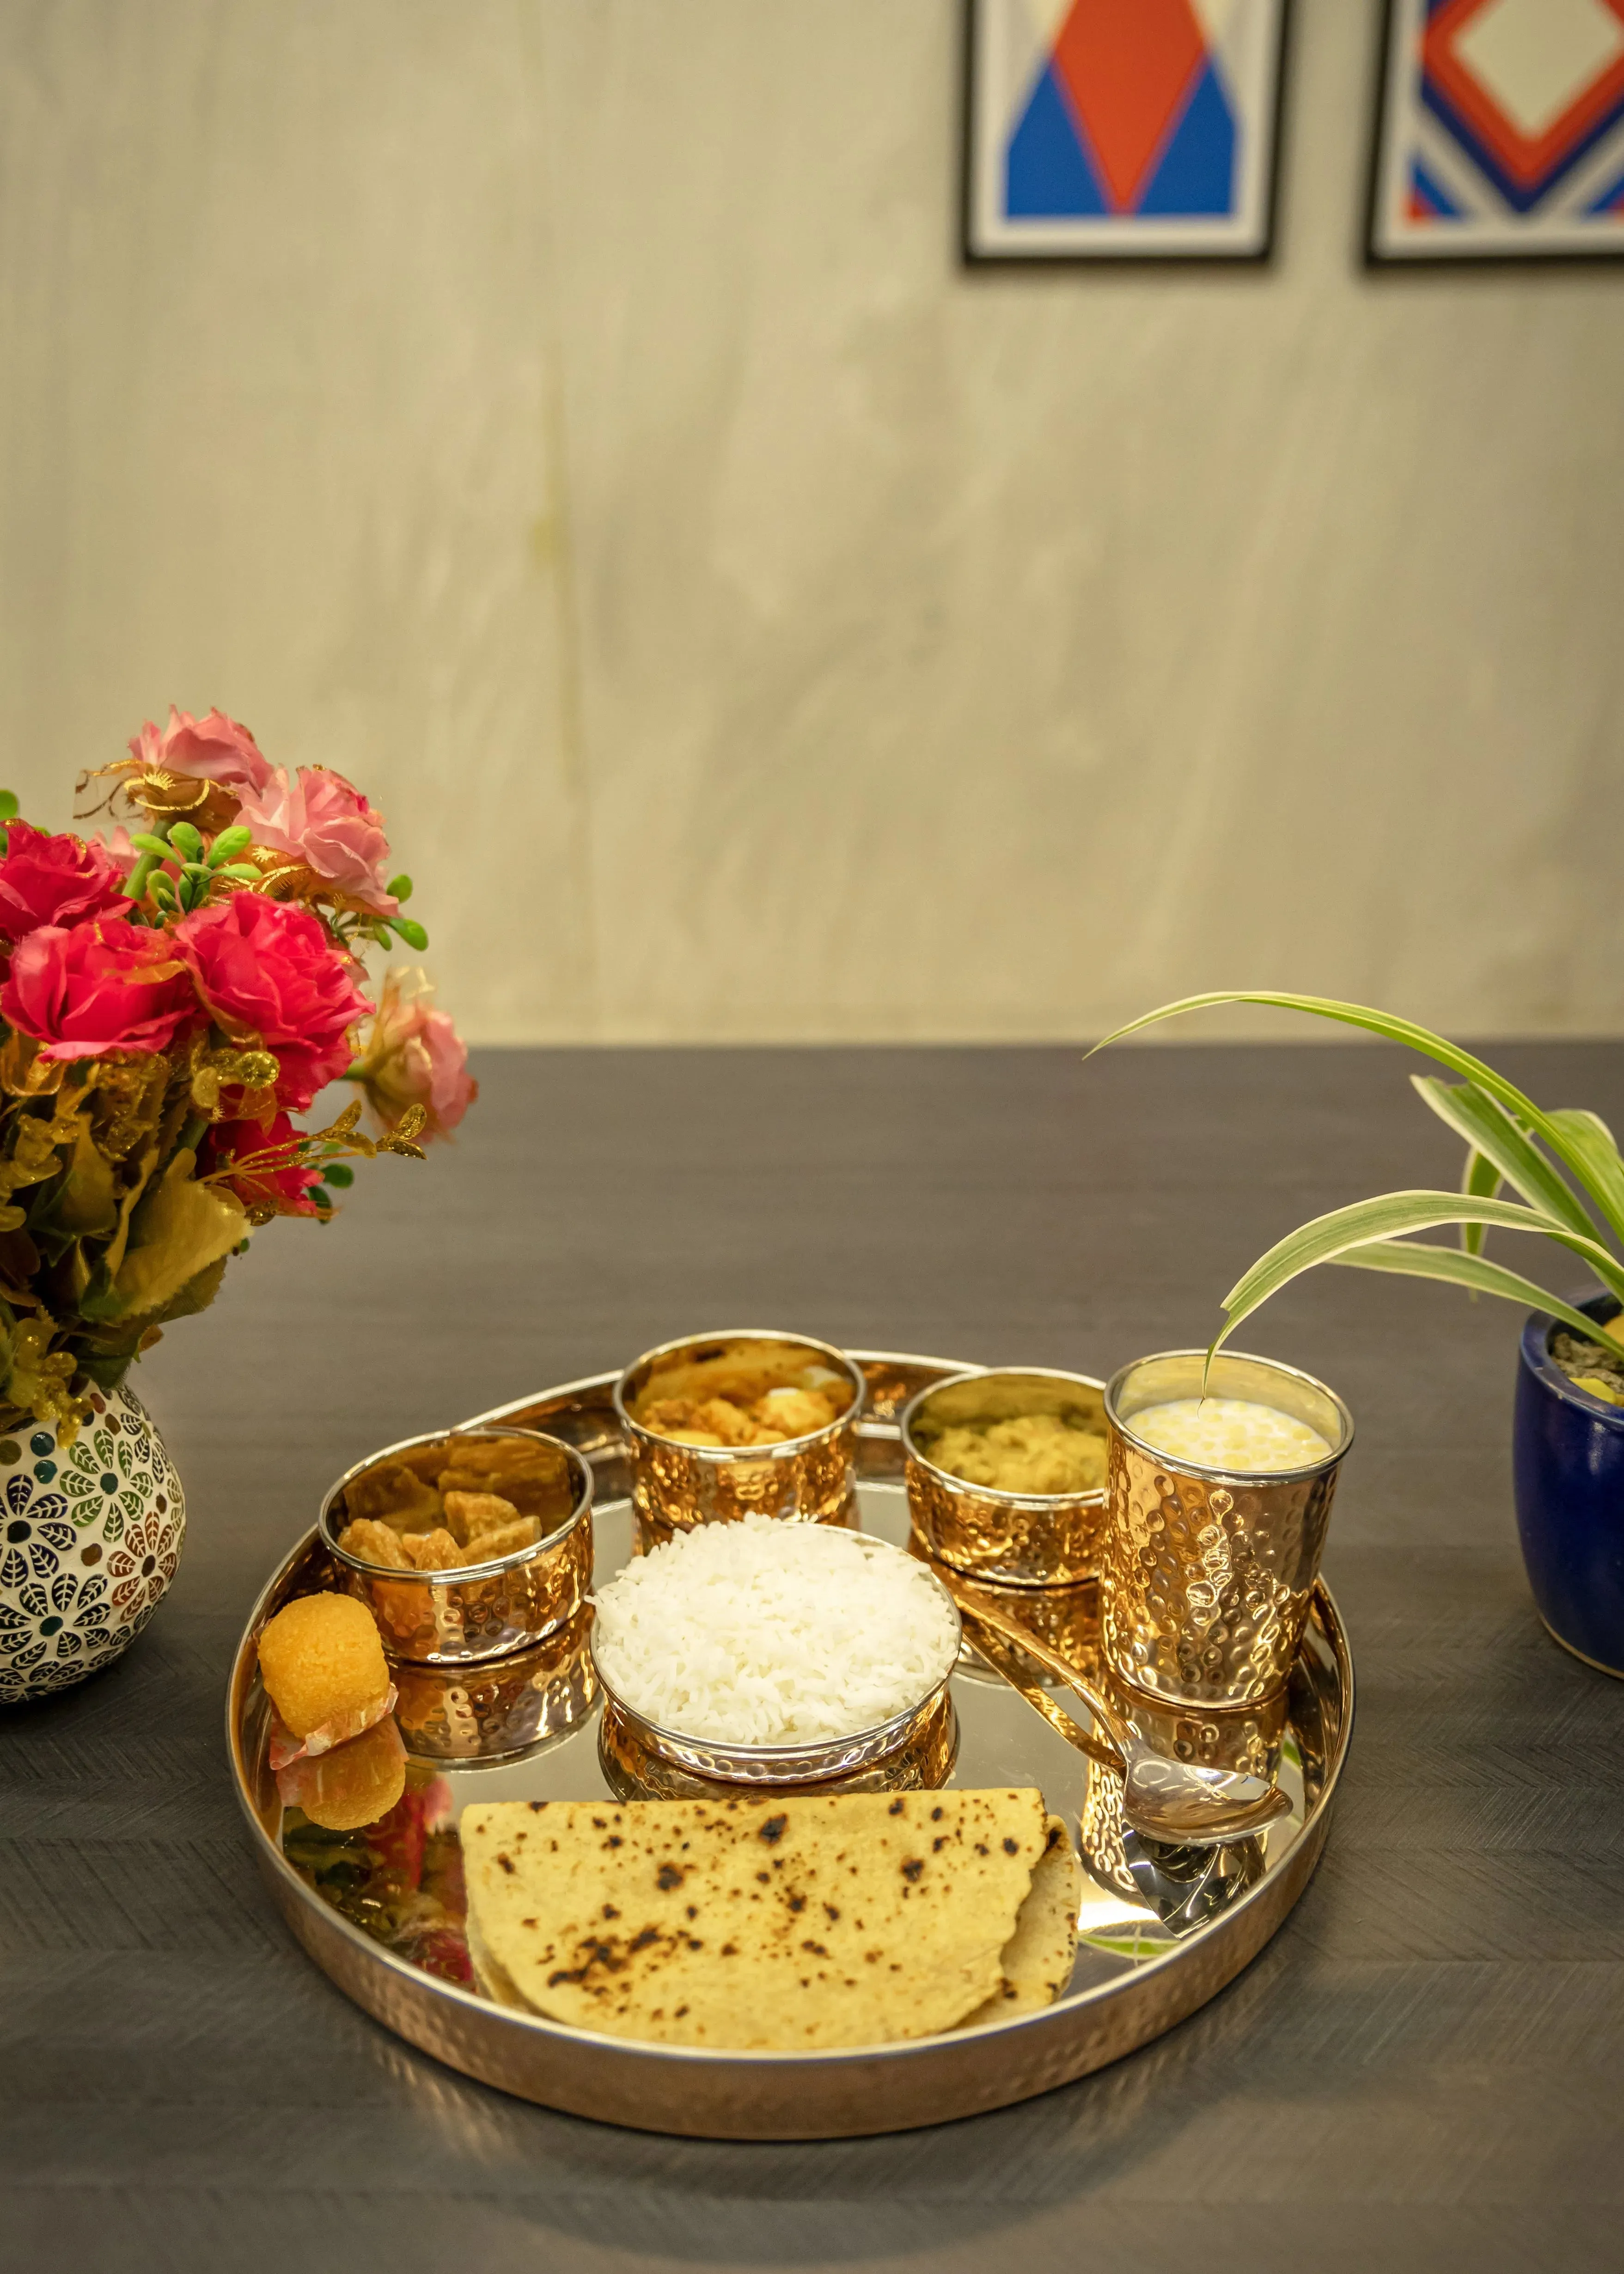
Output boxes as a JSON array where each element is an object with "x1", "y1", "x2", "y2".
[
  {"x1": 112, "y1": 1149, "x2": 248, "y2": 1318},
  {"x1": 101, "y1": 1143, "x2": 161, "y2": 1283},
  {"x1": 192, "y1": 1045, "x2": 281, "y2": 1115},
  {"x1": 55, "y1": 1118, "x2": 118, "y2": 1239},
  {"x1": 0, "y1": 1035, "x2": 64, "y2": 1098}
]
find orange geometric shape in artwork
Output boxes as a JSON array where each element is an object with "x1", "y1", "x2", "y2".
[{"x1": 1050, "y1": 0, "x2": 1210, "y2": 214}]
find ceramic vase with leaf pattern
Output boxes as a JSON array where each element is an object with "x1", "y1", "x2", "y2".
[{"x1": 0, "y1": 1383, "x2": 185, "y2": 1705}]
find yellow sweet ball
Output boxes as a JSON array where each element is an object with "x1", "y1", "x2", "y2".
[
  {"x1": 282, "y1": 1718, "x2": 407, "y2": 1831},
  {"x1": 257, "y1": 1592, "x2": 390, "y2": 1739}
]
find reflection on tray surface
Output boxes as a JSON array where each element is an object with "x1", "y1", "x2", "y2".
[
  {"x1": 282, "y1": 1766, "x2": 474, "y2": 1986},
  {"x1": 267, "y1": 1475, "x2": 1338, "y2": 2022}
]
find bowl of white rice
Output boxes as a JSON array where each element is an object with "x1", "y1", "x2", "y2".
[{"x1": 588, "y1": 1514, "x2": 963, "y2": 1785}]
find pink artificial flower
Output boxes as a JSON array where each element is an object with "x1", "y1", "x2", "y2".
[
  {"x1": 176, "y1": 893, "x2": 372, "y2": 1111},
  {"x1": 92, "y1": 825, "x2": 140, "y2": 879},
  {"x1": 1, "y1": 916, "x2": 198, "y2": 1059},
  {"x1": 348, "y1": 968, "x2": 476, "y2": 1140},
  {"x1": 127, "y1": 707, "x2": 273, "y2": 795},
  {"x1": 201, "y1": 1109, "x2": 325, "y2": 1219},
  {"x1": 234, "y1": 767, "x2": 397, "y2": 916},
  {"x1": 0, "y1": 822, "x2": 133, "y2": 945}
]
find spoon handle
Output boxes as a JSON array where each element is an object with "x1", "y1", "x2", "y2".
[
  {"x1": 958, "y1": 1610, "x2": 1123, "y2": 1774},
  {"x1": 934, "y1": 1577, "x2": 1137, "y2": 1757}
]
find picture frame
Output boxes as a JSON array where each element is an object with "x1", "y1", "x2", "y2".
[
  {"x1": 1367, "y1": 0, "x2": 1624, "y2": 265},
  {"x1": 960, "y1": 0, "x2": 1293, "y2": 266}
]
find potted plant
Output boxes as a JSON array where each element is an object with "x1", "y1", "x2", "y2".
[
  {"x1": 0, "y1": 708, "x2": 475, "y2": 1703},
  {"x1": 1095, "y1": 991, "x2": 1624, "y2": 1676}
]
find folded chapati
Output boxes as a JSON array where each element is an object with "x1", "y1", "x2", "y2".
[
  {"x1": 960, "y1": 1814, "x2": 1080, "y2": 2027},
  {"x1": 460, "y1": 1789, "x2": 1055, "y2": 2050}
]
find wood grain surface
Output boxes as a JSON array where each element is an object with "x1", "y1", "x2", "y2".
[{"x1": 5, "y1": 1042, "x2": 1623, "y2": 2274}]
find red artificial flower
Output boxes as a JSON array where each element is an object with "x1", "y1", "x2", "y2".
[
  {"x1": 0, "y1": 916, "x2": 198, "y2": 1059},
  {"x1": 202, "y1": 1110, "x2": 325, "y2": 1216},
  {"x1": 0, "y1": 822, "x2": 133, "y2": 946},
  {"x1": 175, "y1": 892, "x2": 371, "y2": 1111}
]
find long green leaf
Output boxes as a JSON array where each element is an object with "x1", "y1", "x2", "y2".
[
  {"x1": 1547, "y1": 1109, "x2": 1624, "y2": 1242},
  {"x1": 1332, "y1": 1237, "x2": 1611, "y2": 1345},
  {"x1": 1216, "y1": 1188, "x2": 1624, "y2": 1353},
  {"x1": 1089, "y1": 992, "x2": 1624, "y2": 1246},
  {"x1": 1412, "y1": 1076, "x2": 1600, "y2": 1244},
  {"x1": 1460, "y1": 1145, "x2": 1500, "y2": 1259}
]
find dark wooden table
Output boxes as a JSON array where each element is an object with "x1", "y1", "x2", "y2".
[{"x1": 6, "y1": 1042, "x2": 1624, "y2": 2274}]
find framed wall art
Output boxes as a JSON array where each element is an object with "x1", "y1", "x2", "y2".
[
  {"x1": 1368, "y1": 0, "x2": 1624, "y2": 262},
  {"x1": 961, "y1": 0, "x2": 1293, "y2": 264}
]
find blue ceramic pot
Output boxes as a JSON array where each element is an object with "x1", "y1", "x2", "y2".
[{"x1": 1514, "y1": 1294, "x2": 1624, "y2": 1677}]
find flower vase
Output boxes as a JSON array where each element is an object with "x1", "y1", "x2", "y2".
[{"x1": 0, "y1": 1384, "x2": 185, "y2": 1704}]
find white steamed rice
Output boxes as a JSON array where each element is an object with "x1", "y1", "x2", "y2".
[{"x1": 590, "y1": 1514, "x2": 960, "y2": 1747}]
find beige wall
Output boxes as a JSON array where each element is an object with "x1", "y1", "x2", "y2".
[{"x1": 2, "y1": 0, "x2": 1621, "y2": 1044}]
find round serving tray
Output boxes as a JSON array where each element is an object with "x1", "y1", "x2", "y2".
[{"x1": 226, "y1": 1351, "x2": 1354, "y2": 2140}]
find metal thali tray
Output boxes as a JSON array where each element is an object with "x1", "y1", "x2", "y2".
[{"x1": 226, "y1": 1351, "x2": 1354, "y2": 2140}]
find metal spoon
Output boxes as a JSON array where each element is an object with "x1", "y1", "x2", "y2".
[{"x1": 943, "y1": 1585, "x2": 1293, "y2": 1848}]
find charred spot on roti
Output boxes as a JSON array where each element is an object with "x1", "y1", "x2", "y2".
[
  {"x1": 901, "y1": 1859, "x2": 924, "y2": 1882},
  {"x1": 656, "y1": 1864, "x2": 683, "y2": 1891},
  {"x1": 888, "y1": 1800, "x2": 904, "y2": 1816},
  {"x1": 496, "y1": 1854, "x2": 515, "y2": 1876},
  {"x1": 758, "y1": 1815, "x2": 788, "y2": 1845},
  {"x1": 1003, "y1": 1838, "x2": 1019, "y2": 1855},
  {"x1": 462, "y1": 1791, "x2": 1049, "y2": 2052}
]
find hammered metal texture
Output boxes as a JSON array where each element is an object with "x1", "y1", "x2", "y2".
[
  {"x1": 624, "y1": 1419, "x2": 859, "y2": 1533},
  {"x1": 908, "y1": 1546, "x2": 1102, "y2": 1690},
  {"x1": 615, "y1": 1331, "x2": 865, "y2": 1535},
  {"x1": 324, "y1": 1429, "x2": 594, "y2": 1665},
  {"x1": 392, "y1": 1602, "x2": 598, "y2": 1759},
  {"x1": 229, "y1": 1356, "x2": 1355, "y2": 2141},
  {"x1": 904, "y1": 1455, "x2": 1105, "y2": 1586},
  {"x1": 1100, "y1": 1428, "x2": 1339, "y2": 1708},
  {"x1": 598, "y1": 1691, "x2": 959, "y2": 1801}
]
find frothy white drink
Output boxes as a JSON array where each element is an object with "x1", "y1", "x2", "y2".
[{"x1": 1128, "y1": 1396, "x2": 1333, "y2": 1472}]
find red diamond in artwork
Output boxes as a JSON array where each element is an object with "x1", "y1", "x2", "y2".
[
  {"x1": 1425, "y1": 0, "x2": 1624, "y2": 196},
  {"x1": 1050, "y1": 0, "x2": 1209, "y2": 214}
]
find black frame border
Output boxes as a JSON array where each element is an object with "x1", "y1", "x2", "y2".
[
  {"x1": 1363, "y1": 0, "x2": 1624, "y2": 270},
  {"x1": 959, "y1": 0, "x2": 1294, "y2": 269}
]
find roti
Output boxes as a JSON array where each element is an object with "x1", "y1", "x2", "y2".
[
  {"x1": 461, "y1": 1789, "x2": 1049, "y2": 2050},
  {"x1": 960, "y1": 1814, "x2": 1081, "y2": 2027}
]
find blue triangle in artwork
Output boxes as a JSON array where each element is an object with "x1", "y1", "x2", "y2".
[
  {"x1": 1136, "y1": 60, "x2": 1237, "y2": 217},
  {"x1": 1005, "y1": 59, "x2": 1108, "y2": 218}
]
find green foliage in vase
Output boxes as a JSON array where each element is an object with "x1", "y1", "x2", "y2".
[{"x1": 1093, "y1": 993, "x2": 1624, "y2": 1360}]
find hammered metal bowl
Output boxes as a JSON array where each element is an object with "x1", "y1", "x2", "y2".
[
  {"x1": 391, "y1": 1601, "x2": 598, "y2": 1760},
  {"x1": 598, "y1": 1689, "x2": 960, "y2": 1801},
  {"x1": 586, "y1": 1541, "x2": 962, "y2": 1787},
  {"x1": 613, "y1": 1328, "x2": 866, "y2": 1537},
  {"x1": 321, "y1": 1427, "x2": 594, "y2": 1666},
  {"x1": 902, "y1": 1367, "x2": 1109, "y2": 1587}
]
